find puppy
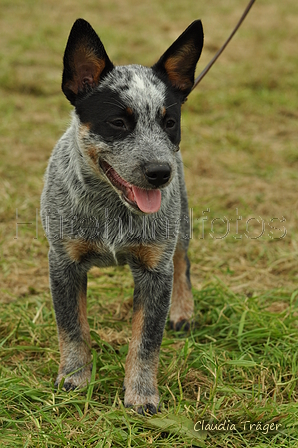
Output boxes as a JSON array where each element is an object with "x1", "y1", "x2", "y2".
[{"x1": 41, "y1": 18, "x2": 203, "y2": 414}]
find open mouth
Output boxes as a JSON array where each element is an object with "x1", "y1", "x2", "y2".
[{"x1": 100, "y1": 160, "x2": 161, "y2": 214}]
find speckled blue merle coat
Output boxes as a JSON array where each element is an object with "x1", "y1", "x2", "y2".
[{"x1": 41, "y1": 18, "x2": 203, "y2": 414}]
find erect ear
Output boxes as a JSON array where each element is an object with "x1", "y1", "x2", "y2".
[
  {"x1": 152, "y1": 20, "x2": 204, "y2": 97},
  {"x1": 62, "y1": 19, "x2": 114, "y2": 105}
]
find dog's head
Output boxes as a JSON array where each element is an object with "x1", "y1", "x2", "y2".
[{"x1": 62, "y1": 19, "x2": 203, "y2": 214}]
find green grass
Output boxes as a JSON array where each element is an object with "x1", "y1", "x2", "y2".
[
  {"x1": 1, "y1": 284, "x2": 298, "y2": 446},
  {"x1": 1, "y1": 0, "x2": 298, "y2": 446}
]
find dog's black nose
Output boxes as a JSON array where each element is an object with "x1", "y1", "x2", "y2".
[{"x1": 143, "y1": 162, "x2": 171, "y2": 187}]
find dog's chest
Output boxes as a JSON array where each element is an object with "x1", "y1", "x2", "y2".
[{"x1": 63, "y1": 236, "x2": 166, "y2": 270}]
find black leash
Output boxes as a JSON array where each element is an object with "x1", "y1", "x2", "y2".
[{"x1": 192, "y1": 0, "x2": 256, "y2": 90}]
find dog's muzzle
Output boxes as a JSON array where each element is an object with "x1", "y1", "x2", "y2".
[{"x1": 100, "y1": 160, "x2": 164, "y2": 214}]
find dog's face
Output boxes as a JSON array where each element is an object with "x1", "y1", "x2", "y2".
[{"x1": 62, "y1": 19, "x2": 203, "y2": 214}]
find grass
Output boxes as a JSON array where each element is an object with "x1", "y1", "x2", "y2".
[
  {"x1": 0, "y1": 0, "x2": 298, "y2": 446},
  {"x1": 1, "y1": 285, "x2": 298, "y2": 446}
]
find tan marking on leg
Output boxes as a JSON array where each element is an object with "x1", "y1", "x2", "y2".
[
  {"x1": 57, "y1": 328, "x2": 91, "y2": 387},
  {"x1": 124, "y1": 306, "x2": 159, "y2": 408},
  {"x1": 56, "y1": 338, "x2": 92, "y2": 388},
  {"x1": 63, "y1": 239, "x2": 101, "y2": 263},
  {"x1": 57, "y1": 334, "x2": 92, "y2": 388},
  {"x1": 129, "y1": 243, "x2": 165, "y2": 270},
  {"x1": 125, "y1": 307, "x2": 144, "y2": 385},
  {"x1": 170, "y1": 246, "x2": 193, "y2": 325},
  {"x1": 57, "y1": 291, "x2": 91, "y2": 370},
  {"x1": 56, "y1": 287, "x2": 91, "y2": 388}
]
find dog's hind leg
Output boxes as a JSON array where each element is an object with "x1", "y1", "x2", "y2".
[
  {"x1": 48, "y1": 248, "x2": 92, "y2": 390},
  {"x1": 169, "y1": 242, "x2": 193, "y2": 331},
  {"x1": 169, "y1": 159, "x2": 194, "y2": 331}
]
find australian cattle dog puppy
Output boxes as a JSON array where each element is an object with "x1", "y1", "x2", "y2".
[{"x1": 41, "y1": 18, "x2": 204, "y2": 414}]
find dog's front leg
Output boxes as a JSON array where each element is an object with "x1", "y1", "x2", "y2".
[
  {"x1": 124, "y1": 261, "x2": 173, "y2": 414},
  {"x1": 48, "y1": 248, "x2": 92, "y2": 390}
]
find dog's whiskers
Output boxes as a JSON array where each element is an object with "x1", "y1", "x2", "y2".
[
  {"x1": 166, "y1": 102, "x2": 178, "y2": 110},
  {"x1": 103, "y1": 101, "x2": 124, "y2": 110}
]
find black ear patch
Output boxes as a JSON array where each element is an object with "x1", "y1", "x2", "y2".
[
  {"x1": 62, "y1": 19, "x2": 114, "y2": 105},
  {"x1": 152, "y1": 20, "x2": 204, "y2": 97}
]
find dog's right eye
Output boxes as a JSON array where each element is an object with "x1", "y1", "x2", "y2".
[
  {"x1": 165, "y1": 118, "x2": 176, "y2": 129},
  {"x1": 108, "y1": 119, "x2": 127, "y2": 130}
]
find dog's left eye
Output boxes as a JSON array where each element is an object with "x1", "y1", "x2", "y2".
[
  {"x1": 165, "y1": 118, "x2": 176, "y2": 129},
  {"x1": 108, "y1": 119, "x2": 127, "y2": 130}
]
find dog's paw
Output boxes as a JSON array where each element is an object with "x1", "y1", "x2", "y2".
[
  {"x1": 124, "y1": 386, "x2": 160, "y2": 415},
  {"x1": 125, "y1": 402, "x2": 159, "y2": 415},
  {"x1": 169, "y1": 318, "x2": 191, "y2": 332},
  {"x1": 55, "y1": 365, "x2": 92, "y2": 391},
  {"x1": 136, "y1": 403, "x2": 159, "y2": 415}
]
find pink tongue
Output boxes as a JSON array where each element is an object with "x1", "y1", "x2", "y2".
[{"x1": 131, "y1": 186, "x2": 161, "y2": 213}]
